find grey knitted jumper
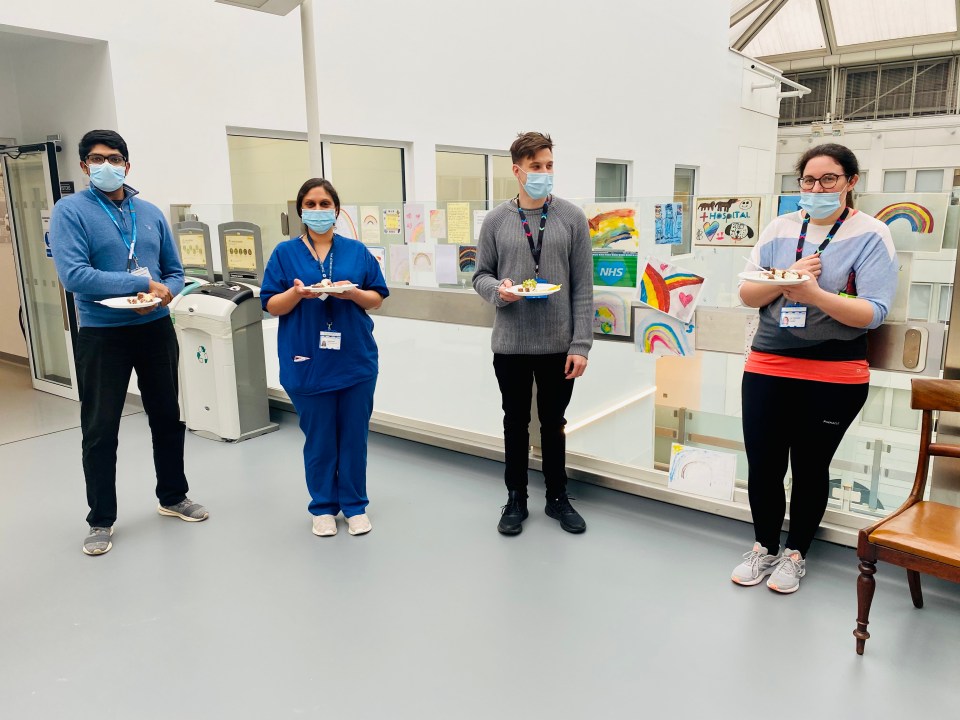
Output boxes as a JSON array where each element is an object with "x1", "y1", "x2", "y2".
[{"x1": 472, "y1": 196, "x2": 594, "y2": 358}]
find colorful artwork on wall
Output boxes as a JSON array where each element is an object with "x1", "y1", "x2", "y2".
[
  {"x1": 593, "y1": 289, "x2": 632, "y2": 337},
  {"x1": 654, "y1": 202, "x2": 683, "y2": 245},
  {"x1": 404, "y1": 204, "x2": 426, "y2": 244},
  {"x1": 458, "y1": 245, "x2": 477, "y2": 272},
  {"x1": 637, "y1": 259, "x2": 704, "y2": 324},
  {"x1": 693, "y1": 196, "x2": 761, "y2": 246},
  {"x1": 634, "y1": 307, "x2": 695, "y2": 357},
  {"x1": 584, "y1": 203, "x2": 640, "y2": 253},
  {"x1": 592, "y1": 253, "x2": 638, "y2": 288},
  {"x1": 777, "y1": 195, "x2": 801, "y2": 216},
  {"x1": 360, "y1": 206, "x2": 380, "y2": 243},
  {"x1": 856, "y1": 194, "x2": 948, "y2": 252}
]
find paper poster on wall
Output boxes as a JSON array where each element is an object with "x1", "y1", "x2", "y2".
[
  {"x1": 584, "y1": 203, "x2": 640, "y2": 253},
  {"x1": 430, "y1": 209, "x2": 447, "y2": 240},
  {"x1": 435, "y1": 244, "x2": 458, "y2": 284},
  {"x1": 388, "y1": 244, "x2": 409, "y2": 284},
  {"x1": 404, "y1": 203, "x2": 426, "y2": 244},
  {"x1": 593, "y1": 253, "x2": 638, "y2": 288},
  {"x1": 638, "y1": 259, "x2": 704, "y2": 325},
  {"x1": 334, "y1": 205, "x2": 359, "y2": 240},
  {"x1": 593, "y1": 289, "x2": 632, "y2": 337},
  {"x1": 669, "y1": 444, "x2": 736, "y2": 501},
  {"x1": 634, "y1": 307, "x2": 695, "y2": 357},
  {"x1": 856, "y1": 193, "x2": 948, "y2": 253},
  {"x1": 654, "y1": 203, "x2": 683, "y2": 245},
  {"x1": 367, "y1": 245, "x2": 386, "y2": 277},
  {"x1": 360, "y1": 206, "x2": 380, "y2": 243},
  {"x1": 459, "y1": 245, "x2": 477, "y2": 272},
  {"x1": 693, "y1": 196, "x2": 761, "y2": 246},
  {"x1": 447, "y1": 202, "x2": 471, "y2": 245},
  {"x1": 473, "y1": 210, "x2": 489, "y2": 241},
  {"x1": 408, "y1": 243, "x2": 438, "y2": 287},
  {"x1": 777, "y1": 195, "x2": 801, "y2": 216},
  {"x1": 383, "y1": 208, "x2": 402, "y2": 236}
]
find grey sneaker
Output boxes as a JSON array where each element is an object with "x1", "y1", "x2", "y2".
[
  {"x1": 767, "y1": 548, "x2": 806, "y2": 594},
  {"x1": 83, "y1": 526, "x2": 114, "y2": 556},
  {"x1": 158, "y1": 498, "x2": 209, "y2": 522},
  {"x1": 731, "y1": 543, "x2": 780, "y2": 586}
]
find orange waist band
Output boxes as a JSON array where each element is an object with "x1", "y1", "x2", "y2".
[{"x1": 745, "y1": 351, "x2": 870, "y2": 384}]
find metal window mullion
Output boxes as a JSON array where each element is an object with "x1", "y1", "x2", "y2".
[
  {"x1": 873, "y1": 65, "x2": 881, "y2": 120},
  {"x1": 909, "y1": 60, "x2": 917, "y2": 117}
]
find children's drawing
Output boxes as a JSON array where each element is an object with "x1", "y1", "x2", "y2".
[
  {"x1": 430, "y1": 209, "x2": 447, "y2": 240},
  {"x1": 856, "y1": 193, "x2": 947, "y2": 253},
  {"x1": 777, "y1": 195, "x2": 801, "y2": 216},
  {"x1": 388, "y1": 244, "x2": 409, "y2": 283},
  {"x1": 694, "y1": 196, "x2": 761, "y2": 246},
  {"x1": 383, "y1": 208, "x2": 401, "y2": 236},
  {"x1": 634, "y1": 307, "x2": 695, "y2": 357},
  {"x1": 336, "y1": 205, "x2": 359, "y2": 240},
  {"x1": 367, "y1": 246, "x2": 386, "y2": 276},
  {"x1": 404, "y1": 203, "x2": 426, "y2": 243},
  {"x1": 458, "y1": 245, "x2": 477, "y2": 272},
  {"x1": 638, "y1": 259, "x2": 704, "y2": 324},
  {"x1": 360, "y1": 206, "x2": 380, "y2": 243},
  {"x1": 584, "y1": 203, "x2": 640, "y2": 253},
  {"x1": 654, "y1": 202, "x2": 683, "y2": 245},
  {"x1": 669, "y1": 444, "x2": 736, "y2": 501},
  {"x1": 593, "y1": 290, "x2": 631, "y2": 337}
]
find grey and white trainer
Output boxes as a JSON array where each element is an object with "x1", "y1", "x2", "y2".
[
  {"x1": 767, "y1": 548, "x2": 806, "y2": 594},
  {"x1": 731, "y1": 543, "x2": 780, "y2": 586},
  {"x1": 83, "y1": 526, "x2": 114, "y2": 556},
  {"x1": 158, "y1": 498, "x2": 209, "y2": 522}
]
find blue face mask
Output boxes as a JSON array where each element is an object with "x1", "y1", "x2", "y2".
[
  {"x1": 302, "y1": 209, "x2": 336, "y2": 234},
  {"x1": 87, "y1": 162, "x2": 126, "y2": 193},
  {"x1": 799, "y1": 192, "x2": 842, "y2": 219},
  {"x1": 519, "y1": 169, "x2": 554, "y2": 200}
]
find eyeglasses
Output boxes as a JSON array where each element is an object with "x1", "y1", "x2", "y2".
[
  {"x1": 798, "y1": 173, "x2": 845, "y2": 190},
  {"x1": 85, "y1": 154, "x2": 126, "y2": 167}
]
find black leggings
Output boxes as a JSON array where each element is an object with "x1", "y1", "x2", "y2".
[{"x1": 741, "y1": 372, "x2": 868, "y2": 556}]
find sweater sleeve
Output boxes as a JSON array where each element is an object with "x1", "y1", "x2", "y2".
[
  {"x1": 49, "y1": 202, "x2": 150, "y2": 295},
  {"x1": 852, "y1": 229, "x2": 899, "y2": 329},
  {"x1": 472, "y1": 212, "x2": 509, "y2": 308},
  {"x1": 567, "y1": 210, "x2": 594, "y2": 357},
  {"x1": 156, "y1": 213, "x2": 184, "y2": 296}
]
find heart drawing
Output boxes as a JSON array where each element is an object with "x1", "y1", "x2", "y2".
[
  {"x1": 703, "y1": 221, "x2": 720, "y2": 239},
  {"x1": 678, "y1": 292, "x2": 694, "y2": 307}
]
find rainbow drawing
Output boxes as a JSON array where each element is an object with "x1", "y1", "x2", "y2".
[
  {"x1": 642, "y1": 322, "x2": 687, "y2": 356},
  {"x1": 633, "y1": 308, "x2": 695, "y2": 357},
  {"x1": 875, "y1": 202, "x2": 934, "y2": 234},
  {"x1": 587, "y1": 207, "x2": 638, "y2": 250},
  {"x1": 638, "y1": 261, "x2": 705, "y2": 324}
]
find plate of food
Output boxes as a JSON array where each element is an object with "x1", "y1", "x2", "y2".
[
  {"x1": 97, "y1": 292, "x2": 161, "y2": 309},
  {"x1": 306, "y1": 281, "x2": 358, "y2": 294},
  {"x1": 506, "y1": 279, "x2": 562, "y2": 298},
  {"x1": 738, "y1": 269, "x2": 810, "y2": 286}
]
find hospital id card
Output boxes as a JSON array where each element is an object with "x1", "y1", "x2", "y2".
[
  {"x1": 780, "y1": 305, "x2": 807, "y2": 328},
  {"x1": 319, "y1": 331, "x2": 342, "y2": 350},
  {"x1": 131, "y1": 266, "x2": 152, "y2": 279}
]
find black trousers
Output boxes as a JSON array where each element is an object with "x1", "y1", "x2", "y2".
[
  {"x1": 493, "y1": 353, "x2": 575, "y2": 498},
  {"x1": 741, "y1": 371, "x2": 868, "y2": 556},
  {"x1": 76, "y1": 316, "x2": 188, "y2": 527}
]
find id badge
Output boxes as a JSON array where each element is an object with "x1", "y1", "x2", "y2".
[
  {"x1": 131, "y1": 265, "x2": 151, "y2": 279},
  {"x1": 319, "y1": 331, "x2": 342, "y2": 350},
  {"x1": 780, "y1": 305, "x2": 807, "y2": 328}
]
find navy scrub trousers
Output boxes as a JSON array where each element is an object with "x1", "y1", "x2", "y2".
[{"x1": 288, "y1": 377, "x2": 377, "y2": 518}]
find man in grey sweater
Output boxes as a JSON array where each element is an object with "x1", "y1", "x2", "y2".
[{"x1": 473, "y1": 132, "x2": 593, "y2": 535}]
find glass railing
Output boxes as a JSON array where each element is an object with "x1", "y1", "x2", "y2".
[{"x1": 169, "y1": 191, "x2": 957, "y2": 531}]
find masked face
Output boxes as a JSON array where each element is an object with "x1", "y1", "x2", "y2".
[
  {"x1": 798, "y1": 192, "x2": 842, "y2": 219},
  {"x1": 517, "y1": 167, "x2": 554, "y2": 200},
  {"x1": 301, "y1": 209, "x2": 336, "y2": 233},
  {"x1": 513, "y1": 148, "x2": 555, "y2": 201},
  {"x1": 86, "y1": 161, "x2": 126, "y2": 192}
]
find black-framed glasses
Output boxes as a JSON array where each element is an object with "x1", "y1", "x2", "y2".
[
  {"x1": 85, "y1": 153, "x2": 126, "y2": 167},
  {"x1": 798, "y1": 173, "x2": 845, "y2": 190}
]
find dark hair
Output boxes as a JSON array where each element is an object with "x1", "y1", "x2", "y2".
[
  {"x1": 795, "y1": 143, "x2": 859, "y2": 208},
  {"x1": 510, "y1": 132, "x2": 553, "y2": 164},
  {"x1": 79, "y1": 130, "x2": 128, "y2": 163},
  {"x1": 295, "y1": 178, "x2": 340, "y2": 217}
]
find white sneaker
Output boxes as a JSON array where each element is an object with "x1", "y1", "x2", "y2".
[
  {"x1": 311, "y1": 514, "x2": 337, "y2": 537},
  {"x1": 346, "y1": 513, "x2": 372, "y2": 536},
  {"x1": 767, "y1": 549, "x2": 806, "y2": 594},
  {"x1": 731, "y1": 543, "x2": 780, "y2": 586}
]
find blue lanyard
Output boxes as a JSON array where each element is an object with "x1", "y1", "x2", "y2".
[{"x1": 90, "y1": 188, "x2": 138, "y2": 265}]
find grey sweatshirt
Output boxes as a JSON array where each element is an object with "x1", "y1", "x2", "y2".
[{"x1": 472, "y1": 196, "x2": 594, "y2": 357}]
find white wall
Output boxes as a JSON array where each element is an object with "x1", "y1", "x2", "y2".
[
  {"x1": 0, "y1": 42, "x2": 25, "y2": 358},
  {"x1": 302, "y1": 0, "x2": 781, "y2": 202}
]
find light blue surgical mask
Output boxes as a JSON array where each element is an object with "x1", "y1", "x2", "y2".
[
  {"x1": 302, "y1": 209, "x2": 336, "y2": 233},
  {"x1": 799, "y1": 191, "x2": 842, "y2": 219},
  {"x1": 519, "y1": 169, "x2": 554, "y2": 200},
  {"x1": 87, "y1": 162, "x2": 126, "y2": 193}
]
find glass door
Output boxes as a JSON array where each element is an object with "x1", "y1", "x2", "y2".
[{"x1": 2, "y1": 142, "x2": 78, "y2": 399}]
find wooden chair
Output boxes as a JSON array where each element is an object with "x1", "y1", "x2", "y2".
[{"x1": 854, "y1": 378, "x2": 960, "y2": 655}]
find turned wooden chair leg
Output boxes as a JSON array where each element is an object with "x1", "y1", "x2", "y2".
[
  {"x1": 854, "y1": 559, "x2": 877, "y2": 655},
  {"x1": 907, "y1": 570, "x2": 924, "y2": 609}
]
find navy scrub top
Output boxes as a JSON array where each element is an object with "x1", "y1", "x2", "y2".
[{"x1": 261, "y1": 234, "x2": 390, "y2": 395}]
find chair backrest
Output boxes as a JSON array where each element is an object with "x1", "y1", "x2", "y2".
[{"x1": 909, "y1": 379, "x2": 960, "y2": 501}]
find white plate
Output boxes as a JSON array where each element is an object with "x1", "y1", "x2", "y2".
[
  {"x1": 506, "y1": 283, "x2": 562, "y2": 298},
  {"x1": 306, "y1": 283, "x2": 358, "y2": 294},
  {"x1": 738, "y1": 271, "x2": 809, "y2": 286},
  {"x1": 97, "y1": 296, "x2": 162, "y2": 309}
]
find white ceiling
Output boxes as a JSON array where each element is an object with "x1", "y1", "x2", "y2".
[{"x1": 730, "y1": 0, "x2": 959, "y2": 59}]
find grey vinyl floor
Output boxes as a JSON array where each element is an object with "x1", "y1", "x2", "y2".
[{"x1": 1, "y1": 369, "x2": 959, "y2": 719}]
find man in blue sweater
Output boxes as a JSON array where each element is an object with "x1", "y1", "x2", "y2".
[{"x1": 50, "y1": 130, "x2": 208, "y2": 556}]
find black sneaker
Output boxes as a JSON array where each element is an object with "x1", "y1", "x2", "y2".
[
  {"x1": 545, "y1": 494, "x2": 586, "y2": 534},
  {"x1": 497, "y1": 491, "x2": 529, "y2": 535}
]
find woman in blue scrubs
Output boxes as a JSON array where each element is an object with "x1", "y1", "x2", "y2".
[{"x1": 261, "y1": 179, "x2": 389, "y2": 537}]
